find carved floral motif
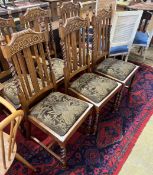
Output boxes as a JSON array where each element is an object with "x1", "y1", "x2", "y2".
[
  {"x1": 64, "y1": 17, "x2": 89, "y2": 35},
  {"x1": 20, "y1": 7, "x2": 49, "y2": 23},
  {"x1": 0, "y1": 17, "x2": 15, "y2": 28},
  {"x1": 9, "y1": 29, "x2": 45, "y2": 56},
  {"x1": 61, "y1": 2, "x2": 80, "y2": 15}
]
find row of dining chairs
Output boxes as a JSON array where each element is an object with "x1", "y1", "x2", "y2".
[
  {"x1": 0, "y1": 2, "x2": 150, "y2": 168},
  {"x1": 1, "y1": 4, "x2": 142, "y2": 106},
  {"x1": 0, "y1": 20, "x2": 120, "y2": 169}
]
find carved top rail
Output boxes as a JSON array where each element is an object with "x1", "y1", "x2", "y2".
[
  {"x1": 92, "y1": 8, "x2": 112, "y2": 24},
  {"x1": 20, "y1": 7, "x2": 50, "y2": 23},
  {"x1": 20, "y1": 7, "x2": 51, "y2": 30},
  {"x1": 0, "y1": 16, "x2": 16, "y2": 43},
  {"x1": 0, "y1": 29, "x2": 48, "y2": 59},
  {"x1": 95, "y1": 0, "x2": 116, "y2": 15},
  {"x1": 59, "y1": 16, "x2": 90, "y2": 38},
  {"x1": 0, "y1": 17, "x2": 15, "y2": 28},
  {"x1": 19, "y1": 7, "x2": 56, "y2": 57},
  {"x1": 58, "y1": 1, "x2": 81, "y2": 23}
]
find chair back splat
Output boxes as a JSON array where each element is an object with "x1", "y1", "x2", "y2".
[
  {"x1": 110, "y1": 10, "x2": 143, "y2": 59},
  {"x1": 0, "y1": 29, "x2": 56, "y2": 112},
  {"x1": 57, "y1": 1, "x2": 81, "y2": 23},
  {"x1": 111, "y1": 10, "x2": 143, "y2": 48},
  {"x1": 59, "y1": 15, "x2": 90, "y2": 92},
  {"x1": 20, "y1": 7, "x2": 56, "y2": 57},
  {"x1": 92, "y1": 7, "x2": 112, "y2": 67}
]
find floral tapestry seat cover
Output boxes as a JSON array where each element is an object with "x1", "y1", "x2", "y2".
[
  {"x1": 47, "y1": 58, "x2": 64, "y2": 81},
  {"x1": 96, "y1": 58, "x2": 136, "y2": 81},
  {"x1": 30, "y1": 92, "x2": 89, "y2": 136},
  {"x1": 70, "y1": 73, "x2": 118, "y2": 104},
  {"x1": 3, "y1": 77, "x2": 21, "y2": 106},
  {"x1": 3, "y1": 75, "x2": 43, "y2": 106},
  {"x1": 3, "y1": 58, "x2": 64, "y2": 106}
]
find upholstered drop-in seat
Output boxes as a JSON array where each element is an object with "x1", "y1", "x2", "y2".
[
  {"x1": 96, "y1": 58, "x2": 136, "y2": 81},
  {"x1": 30, "y1": 92, "x2": 89, "y2": 136},
  {"x1": 133, "y1": 31, "x2": 149, "y2": 45},
  {"x1": 50, "y1": 58, "x2": 64, "y2": 81},
  {"x1": 70, "y1": 73, "x2": 118, "y2": 104},
  {"x1": 110, "y1": 45, "x2": 128, "y2": 55},
  {"x1": 36, "y1": 58, "x2": 64, "y2": 82},
  {"x1": 87, "y1": 37, "x2": 128, "y2": 55},
  {"x1": 3, "y1": 75, "x2": 44, "y2": 106},
  {"x1": 3, "y1": 77, "x2": 21, "y2": 106},
  {"x1": 3, "y1": 58, "x2": 64, "y2": 106}
]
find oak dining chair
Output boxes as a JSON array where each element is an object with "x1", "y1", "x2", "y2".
[
  {"x1": 20, "y1": 7, "x2": 64, "y2": 85},
  {"x1": 0, "y1": 29, "x2": 93, "y2": 168},
  {"x1": 92, "y1": 8, "x2": 140, "y2": 101},
  {"x1": 59, "y1": 15, "x2": 122, "y2": 135},
  {"x1": 0, "y1": 96, "x2": 35, "y2": 175}
]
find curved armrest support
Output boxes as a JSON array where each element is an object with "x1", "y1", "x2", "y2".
[{"x1": 0, "y1": 96, "x2": 24, "y2": 130}]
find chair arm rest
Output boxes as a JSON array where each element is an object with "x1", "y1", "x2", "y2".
[{"x1": 0, "y1": 109, "x2": 24, "y2": 130}]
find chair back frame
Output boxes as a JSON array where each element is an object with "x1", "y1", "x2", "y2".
[
  {"x1": 110, "y1": 10, "x2": 143, "y2": 54},
  {"x1": 95, "y1": 0, "x2": 116, "y2": 15},
  {"x1": 59, "y1": 16, "x2": 90, "y2": 91},
  {"x1": 92, "y1": 8, "x2": 112, "y2": 67},
  {"x1": 58, "y1": 1, "x2": 81, "y2": 23},
  {"x1": 0, "y1": 29, "x2": 56, "y2": 113},
  {"x1": 20, "y1": 7, "x2": 56, "y2": 57}
]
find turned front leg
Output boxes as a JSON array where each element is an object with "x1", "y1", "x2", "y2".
[{"x1": 60, "y1": 144, "x2": 67, "y2": 169}]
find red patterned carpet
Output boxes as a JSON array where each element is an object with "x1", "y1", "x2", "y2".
[{"x1": 1, "y1": 64, "x2": 153, "y2": 175}]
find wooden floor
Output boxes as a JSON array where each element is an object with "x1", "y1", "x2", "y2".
[
  {"x1": 119, "y1": 46, "x2": 153, "y2": 175},
  {"x1": 129, "y1": 46, "x2": 153, "y2": 67},
  {"x1": 119, "y1": 115, "x2": 153, "y2": 175}
]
